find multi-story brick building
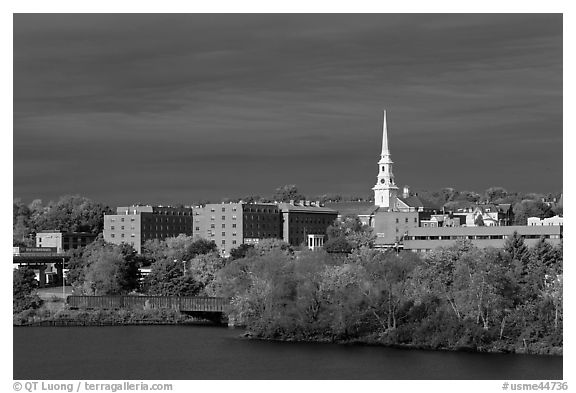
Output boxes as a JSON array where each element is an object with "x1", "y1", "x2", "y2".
[
  {"x1": 36, "y1": 231, "x2": 97, "y2": 253},
  {"x1": 194, "y1": 203, "x2": 282, "y2": 256},
  {"x1": 103, "y1": 205, "x2": 194, "y2": 253},
  {"x1": 278, "y1": 202, "x2": 338, "y2": 247}
]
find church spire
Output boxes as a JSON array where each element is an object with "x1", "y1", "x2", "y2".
[
  {"x1": 372, "y1": 109, "x2": 398, "y2": 210},
  {"x1": 381, "y1": 109, "x2": 389, "y2": 156}
]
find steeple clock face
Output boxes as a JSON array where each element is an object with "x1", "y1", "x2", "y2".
[{"x1": 380, "y1": 179, "x2": 385, "y2": 184}]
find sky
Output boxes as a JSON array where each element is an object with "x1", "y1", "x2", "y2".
[{"x1": 13, "y1": 13, "x2": 563, "y2": 207}]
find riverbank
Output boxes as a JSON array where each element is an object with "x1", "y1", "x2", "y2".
[
  {"x1": 13, "y1": 307, "x2": 224, "y2": 327},
  {"x1": 240, "y1": 330, "x2": 563, "y2": 356}
]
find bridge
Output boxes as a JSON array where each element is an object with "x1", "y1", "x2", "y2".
[
  {"x1": 67, "y1": 295, "x2": 228, "y2": 322},
  {"x1": 13, "y1": 247, "x2": 70, "y2": 287}
]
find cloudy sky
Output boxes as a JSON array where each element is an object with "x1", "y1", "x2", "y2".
[{"x1": 13, "y1": 14, "x2": 562, "y2": 206}]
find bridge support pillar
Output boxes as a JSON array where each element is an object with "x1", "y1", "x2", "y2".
[
  {"x1": 56, "y1": 264, "x2": 64, "y2": 286},
  {"x1": 38, "y1": 265, "x2": 47, "y2": 287}
]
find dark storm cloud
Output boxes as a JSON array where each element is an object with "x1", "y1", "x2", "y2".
[{"x1": 13, "y1": 14, "x2": 562, "y2": 205}]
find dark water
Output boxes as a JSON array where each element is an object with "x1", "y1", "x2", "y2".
[{"x1": 14, "y1": 326, "x2": 562, "y2": 380}]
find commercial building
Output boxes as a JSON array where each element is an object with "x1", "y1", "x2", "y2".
[
  {"x1": 194, "y1": 203, "x2": 282, "y2": 257},
  {"x1": 527, "y1": 215, "x2": 563, "y2": 226},
  {"x1": 278, "y1": 202, "x2": 338, "y2": 247},
  {"x1": 36, "y1": 231, "x2": 97, "y2": 253},
  {"x1": 103, "y1": 205, "x2": 194, "y2": 253},
  {"x1": 403, "y1": 225, "x2": 562, "y2": 252}
]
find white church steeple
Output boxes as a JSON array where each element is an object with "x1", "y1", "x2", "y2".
[{"x1": 372, "y1": 110, "x2": 399, "y2": 209}]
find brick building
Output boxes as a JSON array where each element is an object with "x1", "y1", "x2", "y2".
[
  {"x1": 278, "y1": 202, "x2": 338, "y2": 247},
  {"x1": 103, "y1": 205, "x2": 194, "y2": 253},
  {"x1": 194, "y1": 203, "x2": 282, "y2": 256}
]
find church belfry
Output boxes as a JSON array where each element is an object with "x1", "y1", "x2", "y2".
[{"x1": 372, "y1": 110, "x2": 399, "y2": 209}]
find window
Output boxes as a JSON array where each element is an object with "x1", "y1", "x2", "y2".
[
  {"x1": 121, "y1": 226, "x2": 125, "y2": 230},
  {"x1": 222, "y1": 207, "x2": 226, "y2": 212},
  {"x1": 232, "y1": 240, "x2": 237, "y2": 245},
  {"x1": 210, "y1": 208, "x2": 215, "y2": 212},
  {"x1": 221, "y1": 240, "x2": 225, "y2": 245},
  {"x1": 211, "y1": 224, "x2": 215, "y2": 229},
  {"x1": 121, "y1": 234, "x2": 125, "y2": 238},
  {"x1": 405, "y1": 218, "x2": 408, "y2": 223},
  {"x1": 131, "y1": 234, "x2": 135, "y2": 237},
  {"x1": 395, "y1": 218, "x2": 399, "y2": 224},
  {"x1": 222, "y1": 232, "x2": 226, "y2": 236},
  {"x1": 222, "y1": 224, "x2": 225, "y2": 228},
  {"x1": 211, "y1": 216, "x2": 215, "y2": 221},
  {"x1": 111, "y1": 234, "x2": 115, "y2": 238},
  {"x1": 232, "y1": 215, "x2": 237, "y2": 220},
  {"x1": 222, "y1": 216, "x2": 226, "y2": 220},
  {"x1": 111, "y1": 226, "x2": 115, "y2": 230},
  {"x1": 195, "y1": 227, "x2": 200, "y2": 231},
  {"x1": 121, "y1": 218, "x2": 125, "y2": 222},
  {"x1": 414, "y1": 218, "x2": 417, "y2": 223}
]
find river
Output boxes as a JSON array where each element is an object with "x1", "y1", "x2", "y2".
[{"x1": 13, "y1": 326, "x2": 562, "y2": 380}]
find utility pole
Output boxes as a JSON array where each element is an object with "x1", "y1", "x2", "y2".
[{"x1": 62, "y1": 257, "x2": 66, "y2": 300}]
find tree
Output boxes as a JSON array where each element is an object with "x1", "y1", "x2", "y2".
[
  {"x1": 67, "y1": 238, "x2": 139, "y2": 295},
  {"x1": 273, "y1": 184, "x2": 305, "y2": 202},
  {"x1": 474, "y1": 214, "x2": 485, "y2": 226},
  {"x1": 144, "y1": 258, "x2": 202, "y2": 296},
  {"x1": 187, "y1": 252, "x2": 226, "y2": 295},
  {"x1": 32, "y1": 195, "x2": 112, "y2": 233},
  {"x1": 13, "y1": 268, "x2": 43, "y2": 313},
  {"x1": 485, "y1": 187, "x2": 508, "y2": 203},
  {"x1": 143, "y1": 235, "x2": 218, "y2": 264},
  {"x1": 188, "y1": 238, "x2": 218, "y2": 258},
  {"x1": 326, "y1": 214, "x2": 374, "y2": 250},
  {"x1": 253, "y1": 238, "x2": 292, "y2": 256},
  {"x1": 230, "y1": 244, "x2": 255, "y2": 260},
  {"x1": 504, "y1": 231, "x2": 530, "y2": 266},
  {"x1": 13, "y1": 199, "x2": 33, "y2": 246},
  {"x1": 512, "y1": 200, "x2": 553, "y2": 225},
  {"x1": 324, "y1": 237, "x2": 353, "y2": 254}
]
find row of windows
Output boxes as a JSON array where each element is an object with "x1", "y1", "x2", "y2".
[
  {"x1": 289, "y1": 218, "x2": 330, "y2": 224},
  {"x1": 245, "y1": 208, "x2": 277, "y2": 213},
  {"x1": 207, "y1": 231, "x2": 238, "y2": 237},
  {"x1": 110, "y1": 233, "x2": 136, "y2": 238},
  {"x1": 405, "y1": 234, "x2": 561, "y2": 241},
  {"x1": 247, "y1": 215, "x2": 278, "y2": 221},
  {"x1": 110, "y1": 225, "x2": 190, "y2": 232},
  {"x1": 396, "y1": 218, "x2": 419, "y2": 224},
  {"x1": 244, "y1": 223, "x2": 278, "y2": 230},
  {"x1": 152, "y1": 211, "x2": 193, "y2": 216},
  {"x1": 110, "y1": 217, "x2": 134, "y2": 222},
  {"x1": 209, "y1": 207, "x2": 238, "y2": 213},
  {"x1": 211, "y1": 215, "x2": 238, "y2": 220}
]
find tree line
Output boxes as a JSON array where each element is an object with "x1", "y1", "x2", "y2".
[
  {"x1": 13, "y1": 195, "x2": 112, "y2": 247},
  {"x1": 215, "y1": 234, "x2": 562, "y2": 354}
]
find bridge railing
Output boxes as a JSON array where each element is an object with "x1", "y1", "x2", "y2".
[{"x1": 67, "y1": 295, "x2": 226, "y2": 312}]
